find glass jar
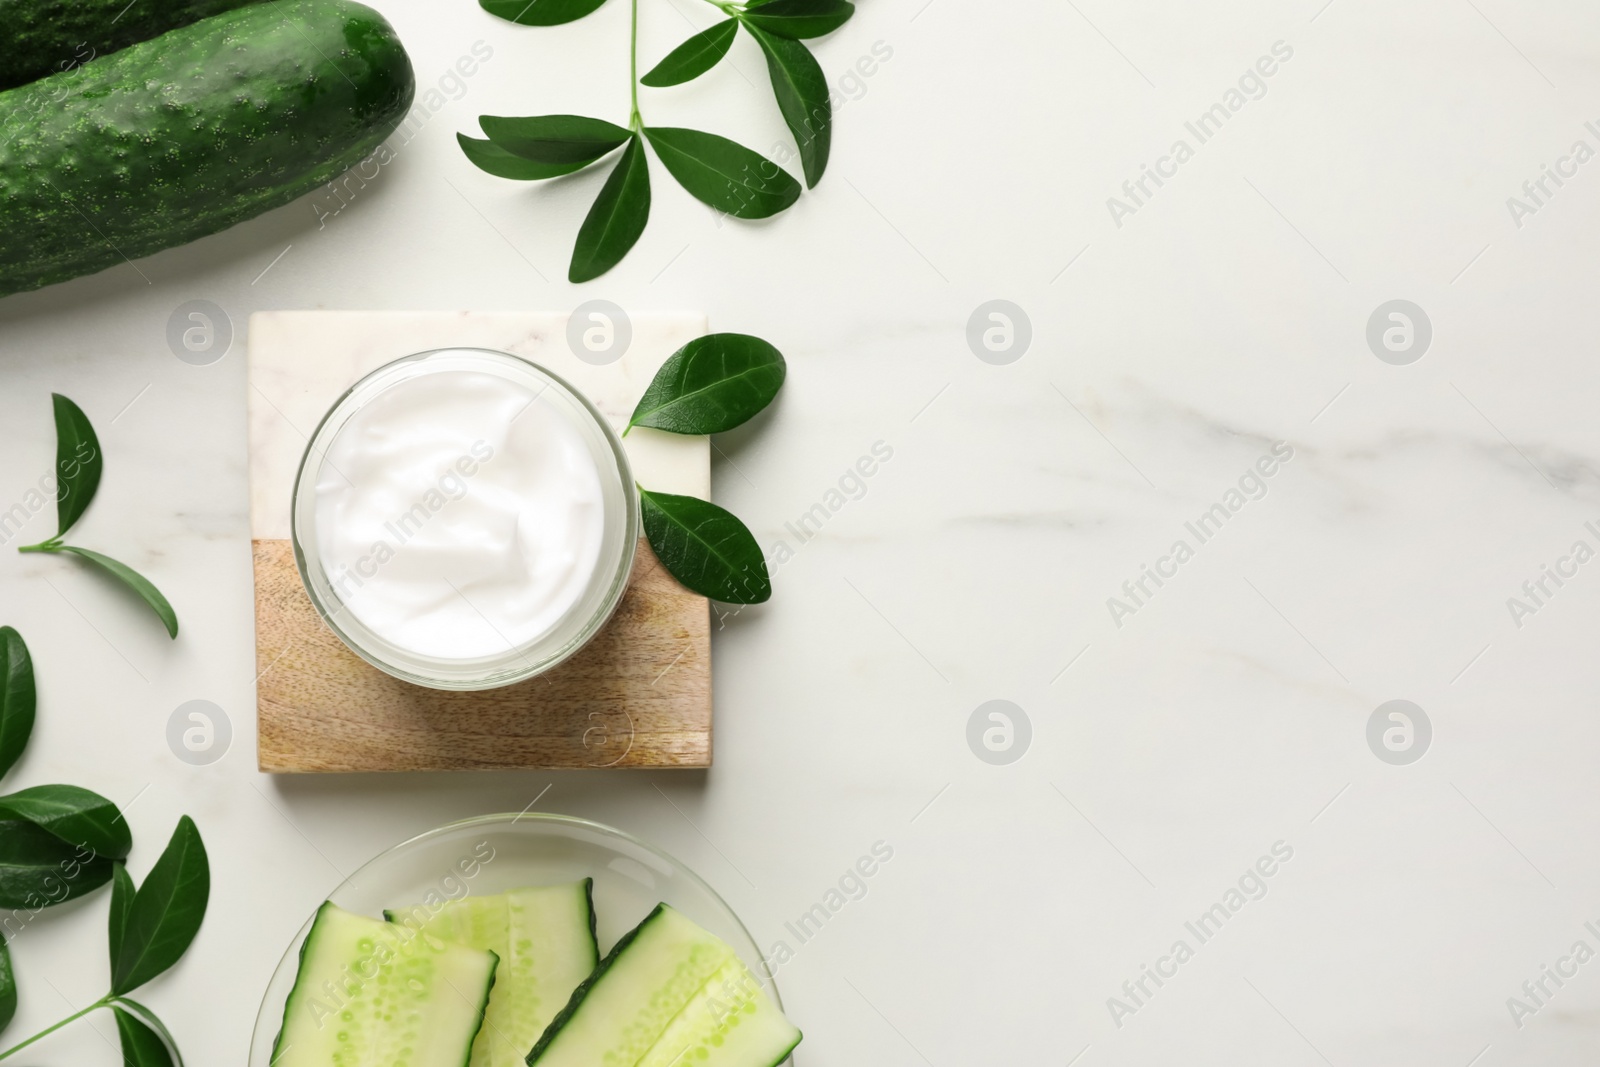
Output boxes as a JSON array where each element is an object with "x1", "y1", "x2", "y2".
[{"x1": 290, "y1": 348, "x2": 637, "y2": 690}]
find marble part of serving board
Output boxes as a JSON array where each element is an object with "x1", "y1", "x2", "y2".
[{"x1": 247, "y1": 310, "x2": 712, "y2": 772}]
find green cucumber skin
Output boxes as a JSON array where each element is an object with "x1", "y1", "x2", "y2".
[
  {"x1": 766, "y1": 1033, "x2": 802, "y2": 1067},
  {"x1": 580, "y1": 876, "x2": 598, "y2": 962},
  {"x1": 0, "y1": 0, "x2": 264, "y2": 91},
  {"x1": 469, "y1": 951, "x2": 503, "y2": 1067},
  {"x1": 526, "y1": 903, "x2": 668, "y2": 1066},
  {"x1": 0, "y1": 0, "x2": 415, "y2": 298},
  {"x1": 268, "y1": 900, "x2": 332, "y2": 1067}
]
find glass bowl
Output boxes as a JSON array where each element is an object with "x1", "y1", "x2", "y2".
[
  {"x1": 290, "y1": 348, "x2": 638, "y2": 690},
  {"x1": 248, "y1": 813, "x2": 790, "y2": 1066}
]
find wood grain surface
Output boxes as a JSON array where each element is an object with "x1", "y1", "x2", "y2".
[{"x1": 254, "y1": 537, "x2": 711, "y2": 772}]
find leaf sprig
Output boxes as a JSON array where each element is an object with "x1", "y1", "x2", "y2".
[
  {"x1": 628, "y1": 334, "x2": 784, "y2": 604},
  {"x1": 17, "y1": 395, "x2": 178, "y2": 638},
  {"x1": 462, "y1": 0, "x2": 854, "y2": 280},
  {"x1": 0, "y1": 627, "x2": 209, "y2": 1065}
]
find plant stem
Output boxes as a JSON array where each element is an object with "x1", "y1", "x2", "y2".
[
  {"x1": 0, "y1": 996, "x2": 110, "y2": 1061},
  {"x1": 15, "y1": 539, "x2": 61, "y2": 554},
  {"x1": 628, "y1": 0, "x2": 640, "y2": 130}
]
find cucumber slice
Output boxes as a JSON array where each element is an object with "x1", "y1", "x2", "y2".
[
  {"x1": 529, "y1": 904, "x2": 801, "y2": 1067},
  {"x1": 386, "y1": 882, "x2": 597, "y2": 1067},
  {"x1": 508, "y1": 884, "x2": 601, "y2": 1041},
  {"x1": 390, "y1": 896, "x2": 510, "y2": 1067},
  {"x1": 636, "y1": 958, "x2": 802, "y2": 1067},
  {"x1": 271, "y1": 902, "x2": 498, "y2": 1067}
]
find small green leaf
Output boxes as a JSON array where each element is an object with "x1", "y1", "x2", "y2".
[
  {"x1": 0, "y1": 937, "x2": 16, "y2": 1035},
  {"x1": 0, "y1": 784, "x2": 131, "y2": 860},
  {"x1": 112, "y1": 815, "x2": 210, "y2": 995},
  {"x1": 628, "y1": 334, "x2": 786, "y2": 435},
  {"x1": 459, "y1": 134, "x2": 596, "y2": 180},
  {"x1": 569, "y1": 135, "x2": 651, "y2": 283},
  {"x1": 113, "y1": 998, "x2": 185, "y2": 1067},
  {"x1": 110, "y1": 862, "x2": 135, "y2": 970},
  {"x1": 478, "y1": 0, "x2": 608, "y2": 25},
  {"x1": 746, "y1": 26, "x2": 831, "y2": 186},
  {"x1": 0, "y1": 818, "x2": 113, "y2": 909},
  {"x1": 643, "y1": 127, "x2": 800, "y2": 219},
  {"x1": 0, "y1": 628, "x2": 34, "y2": 783},
  {"x1": 742, "y1": 0, "x2": 854, "y2": 38},
  {"x1": 115, "y1": 1005, "x2": 176, "y2": 1067},
  {"x1": 56, "y1": 546, "x2": 178, "y2": 638},
  {"x1": 479, "y1": 115, "x2": 632, "y2": 164},
  {"x1": 641, "y1": 19, "x2": 739, "y2": 87},
  {"x1": 51, "y1": 393, "x2": 102, "y2": 539},
  {"x1": 639, "y1": 490, "x2": 771, "y2": 604}
]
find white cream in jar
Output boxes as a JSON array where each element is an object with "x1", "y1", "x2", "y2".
[{"x1": 313, "y1": 369, "x2": 607, "y2": 661}]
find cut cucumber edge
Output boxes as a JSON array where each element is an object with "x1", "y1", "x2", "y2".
[
  {"x1": 525, "y1": 903, "x2": 667, "y2": 1066},
  {"x1": 268, "y1": 900, "x2": 331, "y2": 1066},
  {"x1": 527, "y1": 904, "x2": 800, "y2": 1067}
]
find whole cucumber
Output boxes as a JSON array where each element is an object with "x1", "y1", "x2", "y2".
[
  {"x1": 0, "y1": 0, "x2": 415, "y2": 298},
  {"x1": 0, "y1": 0, "x2": 263, "y2": 91}
]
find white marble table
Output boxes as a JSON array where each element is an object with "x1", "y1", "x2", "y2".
[{"x1": 2, "y1": 1, "x2": 1599, "y2": 1064}]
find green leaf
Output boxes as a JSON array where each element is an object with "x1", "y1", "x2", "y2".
[
  {"x1": 0, "y1": 818, "x2": 113, "y2": 909},
  {"x1": 742, "y1": 0, "x2": 854, "y2": 38},
  {"x1": 641, "y1": 19, "x2": 739, "y2": 87},
  {"x1": 113, "y1": 997, "x2": 185, "y2": 1067},
  {"x1": 643, "y1": 127, "x2": 800, "y2": 219},
  {"x1": 479, "y1": 115, "x2": 632, "y2": 164},
  {"x1": 627, "y1": 334, "x2": 786, "y2": 435},
  {"x1": 746, "y1": 26, "x2": 831, "y2": 187},
  {"x1": 0, "y1": 628, "x2": 34, "y2": 783},
  {"x1": 0, "y1": 937, "x2": 15, "y2": 1035},
  {"x1": 569, "y1": 135, "x2": 651, "y2": 283},
  {"x1": 458, "y1": 135, "x2": 596, "y2": 180},
  {"x1": 51, "y1": 393, "x2": 102, "y2": 539},
  {"x1": 115, "y1": 1005, "x2": 176, "y2": 1067},
  {"x1": 112, "y1": 815, "x2": 210, "y2": 995},
  {"x1": 56, "y1": 546, "x2": 178, "y2": 639},
  {"x1": 639, "y1": 490, "x2": 771, "y2": 604},
  {"x1": 478, "y1": 0, "x2": 608, "y2": 25},
  {"x1": 110, "y1": 862, "x2": 135, "y2": 970},
  {"x1": 0, "y1": 784, "x2": 131, "y2": 860}
]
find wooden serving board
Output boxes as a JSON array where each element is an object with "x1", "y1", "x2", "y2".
[{"x1": 248, "y1": 311, "x2": 712, "y2": 772}]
